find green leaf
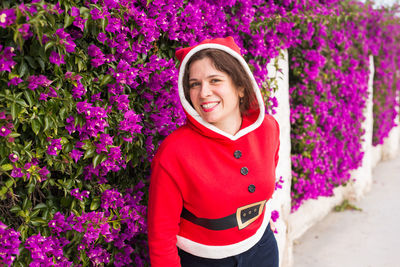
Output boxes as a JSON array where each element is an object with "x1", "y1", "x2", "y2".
[
  {"x1": 10, "y1": 206, "x2": 21, "y2": 213},
  {"x1": 8, "y1": 132, "x2": 21, "y2": 138},
  {"x1": 90, "y1": 197, "x2": 100, "y2": 211},
  {"x1": 64, "y1": 15, "x2": 74, "y2": 28},
  {"x1": 0, "y1": 186, "x2": 8, "y2": 197},
  {"x1": 44, "y1": 41, "x2": 55, "y2": 52},
  {"x1": 22, "y1": 198, "x2": 32, "y2": 211},
  {"x1": 19, "y1": 61, "x2": 28, "y2": 78},
  {"x1": 5, "y1": 179, "x2": 14, "y2": 188},
  {"x1": 33, "y1": 203, "x2": 47, "y2": 210},
  {"x1": 37, "y1": 57, "x2": 45, "y2": 70},
  {"x1": 1, "y1": 164, "x2": 14, "y2": 171},
  {"x1": 31, "y1": 118, "x2": 41, "y2": 135},
  {"x1": 92, "y1": 153, "x2": 102, "y2": 168},
  {"x1": 83, "y1": 147, "x2": 96, "y2": 159},
  {"x1": 15, "y1": 99, "x2": 28, "y2": 107},
  {"x1": 59, "y1": 107, "x2": 67, "y2": 120},
  {"x1": 11, "y1": 102, "x2": 18, "y2": 120},
  {"x1": 30, "y1": 218, "x2": 47, "y2": 226},
  {"x1": 43, "y1": 116, "x2": 50, "y2": 132},
  {"x1": 25, "y1": 56, "x2": 38, "y2": 69},
  {"x1": 27, "y1": 183, "x2": 35, "y2": 195},
  {"x1": 24, "y1": 90, "x2": 34, "y2": 107},
  {"x1": 30, "y1": 209, "x2": 40, "y2": 218},
  {"x1": 100, "y1": 75, "x2": 113, "y2": 86}
]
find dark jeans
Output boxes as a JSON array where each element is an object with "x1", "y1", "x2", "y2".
[{"x1": 178, "y1": 224, "x2": 279, "y2": 267}]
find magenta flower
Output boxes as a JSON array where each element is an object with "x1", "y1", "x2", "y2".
[
  {"x1": 90, "y1": 8, "x2": 109, "y2": 20},
  {"x1": 72, "y1": 81, "x2": 86, "y2": 99},
  {"x1": 70, "y1": 188, "x2": 90, "y2": 201},
  {"x1": 97, "y1": 32, "x2": 107, "y2": 43},
  {"x1": 76, "y1": 100, "x2": 93, "y2": 114},
  {"x1": 38, "y1": 167, "x2": 50, "y2": 181},
  {"x1": 8, "y1": 153, "x2": 18, "y2": 163},
  {"x1": 0, "y1": 9, "x2": 16, "y2": 28},
  {"x1": 49, "y1": 51, "x2": 65, "y2": 66},
  {"x1": 0, "y1": 46, "x2": 17, "y2": 72},
  {"x1": 70, "y1": 149, "x2": 83, "y2": 163},
  {"x1": 119, "y1": 110, "x2": 142, "y2": 135},
  {"x1": 54, "y1": 2, "x2": 64, "y2": 14},
  {"x1": 65, "y1": 116, "x2": 76, "y2": 134},
  {"x1": 88, "y1": 44, "x2": 106, "y2": 67},
  {"x1": 48, "y1": 212, "x2": 71, "y2": 234},
  {"x1": 47, "y1": 138, "x2": 62, "y2": 156},
  {"x1": 271, "y1": 210, "x2": 279, "y2": 222},
  {"x1": 27, "y1": 75, "x2": 52, "y2": 90},
  {"x1": 73, "y1": 16, "x2": 87, "y2": 31},
  {"x1": 11, "y1": 167, "x2": 24, "y2": 178},
  {"x1": 39, "y1": 93, "x2": 48, "y2": 101},
  {"x1": 55, "y1": 28, "x2": 76, "y2": 53},
  {"x1": 70, "y1": 6, "x2": 80, "y2": 17},
  {"x1": 7, "y1": 77, "x2": 23, "y2": 86},
  {"x1": 48, "y1": 87, "x2": 58, "y2": 98},
  {"x1": 25, "y1": 234, "x2": 71, "y2": 265},
  {"x1": 0, "y1": 125, "x2": 11, "y2": 137},
  {"x1": 0, "y1": 222, "x2": 21, "y2": 266},
  {"x1": 18, "y1": 24, "x2": 33, "y2": 40}
]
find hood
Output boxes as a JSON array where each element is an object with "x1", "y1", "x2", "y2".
[{"x1": 176, "y1": 36, "x2": 265, "y2": 141}]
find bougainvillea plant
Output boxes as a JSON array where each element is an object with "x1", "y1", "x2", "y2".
[{"x1": 0, "y1": 0, "x2": 294, "y2": 265}]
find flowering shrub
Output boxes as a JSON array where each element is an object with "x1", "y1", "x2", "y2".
[
  {"x1": 0, "y1": 0, "x2": 295, "y2": 265},
  {"x1": 371, "y1": 6, "x2": 400, "y2": 145},
  {"x1": 288, "y1": 1, "x2": 400, "y2": 211}
]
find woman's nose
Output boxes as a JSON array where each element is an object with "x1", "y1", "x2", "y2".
[{"x1": 199, "y1": 83, "x2": 212, "y2": 97}]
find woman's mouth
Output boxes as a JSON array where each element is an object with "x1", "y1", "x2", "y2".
[{"x1": 201, "y1": 102, "x2": 219, "y2": 112}]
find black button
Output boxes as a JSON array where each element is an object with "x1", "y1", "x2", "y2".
[
  {"x1": 240, "y1": 167, "x2": 249, "y2": 175},
  {"x1": 234, "y1": 150, "x2": 242, "y2": 159},
  {"x1": 248, "y1": 184, "x2": 256, "y2": 193}
]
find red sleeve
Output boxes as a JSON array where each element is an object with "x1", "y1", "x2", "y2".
[
  {"x1": 273, "y1": 117, "x2": 280, "y2": 168},
  {"x1": 148, "y1": 159, "x2": 183, "y2": 267}
]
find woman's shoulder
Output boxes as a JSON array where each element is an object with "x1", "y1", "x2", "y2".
[
  {"x1": 262, "y1": 114, "x2": 280, "y2": 133},
  {"x1": 153, "y1": 124, "x2": 196, "y2": 161}
]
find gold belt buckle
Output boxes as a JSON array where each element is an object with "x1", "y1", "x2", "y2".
[{"x1": 236, "y1": 200, "x2": 266, "y2": 230}]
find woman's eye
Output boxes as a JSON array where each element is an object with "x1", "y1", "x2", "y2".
[
  {"x1": 189, "y1": 82, "x2": 200, "y2": 88},
  {"x1": 211, "y1": 79, "x2": 220, "y2": 83}
]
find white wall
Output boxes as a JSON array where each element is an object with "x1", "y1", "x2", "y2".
[{"x1": 268, "y1": 50, "x2": 292, "y2": 267}]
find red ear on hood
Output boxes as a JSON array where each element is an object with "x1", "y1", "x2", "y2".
[{"x1": 175, "y1": 36, "x2": 242, "y2": 65}]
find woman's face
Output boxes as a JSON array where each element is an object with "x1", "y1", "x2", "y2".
[{"x1": 188, "y1": 57, "x2": 244, "y2": 134}]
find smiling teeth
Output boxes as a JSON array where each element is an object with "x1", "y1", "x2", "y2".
[{"x1": 202, "y1": 103, "x2": 218, "y2": 109}]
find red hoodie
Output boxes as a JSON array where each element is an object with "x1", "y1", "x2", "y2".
[{"x1": 147, "y1": 37, "x2": 280, "y2": 266}]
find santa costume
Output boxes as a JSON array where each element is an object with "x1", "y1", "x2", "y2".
[{"x1": 148, "y1": 36, "x2": 280, "y2": 266}]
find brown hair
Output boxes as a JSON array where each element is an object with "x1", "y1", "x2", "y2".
[{"x1": 182, "y1": 49, "x2": 257, "y2": 114}]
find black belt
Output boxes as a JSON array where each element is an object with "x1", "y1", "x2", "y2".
[{"x1": 181, "y1": 200, "x2": 267, "y2": 231}]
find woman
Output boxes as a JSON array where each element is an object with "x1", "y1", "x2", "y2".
[{"x1": 148, "y1": 37, "x2": 280, "y2": 267}]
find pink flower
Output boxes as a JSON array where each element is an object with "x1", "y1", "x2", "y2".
[
  {"x1": 49, "y1": 51, "x2": 65, "y2": 66},
  {"x1": 70, "y1": 149, "x2": 83, "y2": 163},
  {"x1": 7, "y1": 77, "x2": 23, "y2": 86},
  {"x1": 18, "y1": 24, "x2": 33, "y2": 40},
  {"x1": 11, "y1": 167, "x2": 24, "y2": 178},
  {"x1": 47, "y1": 138, "x2": 62, "y2": 156},
  {"x1": 0, "y1": 125, "x2": 11, "y2": 137},
  {"x1": 9, "y1": 153, "x2": 18, "y2": 163},
  {"x1": 0, "y1": 9, "x2": 16, "y2": 28},
  {"x1": 38, "y1": 167, "x2": 50, "y2": 181},
  {"x1": 70, "y1": 6, "x2": 80, "y2": 17},
  {"x1": 73, "y1": 17, "x2": 87, "y2": 32}
]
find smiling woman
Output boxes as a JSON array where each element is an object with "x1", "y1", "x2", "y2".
[
  {"x1": 187, "y1": 57, "x2": 243, "y2": 135},
  {"x1": 147, "y1": 37, "x2": 281, "y2": 267}
]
